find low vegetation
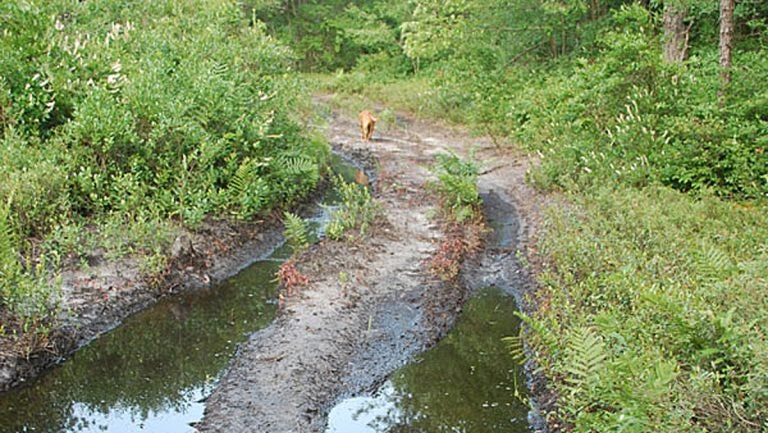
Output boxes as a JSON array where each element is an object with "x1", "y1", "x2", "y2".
[
  {"x1": 428, "y1": 153, "x2": 484, "y2": 281},
  {"x1": 282, "y1": 211, "x2": 310, "y2": 254},
  {"x1": 325, "y1": 175, "x2": 379, "y2": 241},
  {"x1": 1, "y1": 0, "x2": 328, "y2": 330},
  {"x1": 532, "y1": 186, "x2": 767, "y2": 431},
  {"x1": 430, "y1": 152, "x2": 482, "y2": 224}
]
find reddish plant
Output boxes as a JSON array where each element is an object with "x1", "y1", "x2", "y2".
[
  {"x1": 277, "y1": 260, "x2": 309, "y2": 300},
  {"x1": 429, "y1": 237, "x2": 466, "y2": 281}
]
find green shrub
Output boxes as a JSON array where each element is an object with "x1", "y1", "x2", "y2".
[
  {"x1": 0, "y1": 0, "x2": 330, "y2": 325},
  {"x1": 431, "y1": 152, "x2": 481, "y2": 223},
  {"x1": 525, "y1": 186, "x2": 768, "y2": 432},
  {"x1": 325, "y1": 175, "x2": 379, "y2": 241}
]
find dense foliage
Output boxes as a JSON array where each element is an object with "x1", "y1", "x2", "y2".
[{"x1": 0, "y1": 0, "x2": 328, "y2": 322}]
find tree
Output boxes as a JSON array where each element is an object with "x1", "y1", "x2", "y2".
[
  {"x1": 719, "y1": 0, "x2": 734, "y2": 89},
  {"x1": 662, "y1": 2, "x2": 689, "y2": 63}
]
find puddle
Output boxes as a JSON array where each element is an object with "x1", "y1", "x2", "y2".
[
  {"x1": 326, "y1": 287, "x2": 529, "y2": 433},
  {"x1": 0, "y1": 261, "x2": 279, "y2": 433}
]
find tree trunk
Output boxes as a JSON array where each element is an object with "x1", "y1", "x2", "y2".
[
  {"x1": 719, "y1": 0, "x2": 735, "y2": 89},
  {"x1": 662, "y1": 4, "x2": 688, "y2": 63}
]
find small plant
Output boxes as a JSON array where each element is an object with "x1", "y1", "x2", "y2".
[
  {"x1": 283, "y1": 211, "x2": 309, "y2": 254},
  {"x1": 429, "y1": 237, "x2": 465, "y2": 281},
  {"x1": 277, "y1": 260, "x2": 309, "y2": 301},
  {"x1": 431, "y1": 152, "x2": 482, "y2": 223},
  {"x1": 325, "y1": 175, "x2": 380, "y2": 241}
]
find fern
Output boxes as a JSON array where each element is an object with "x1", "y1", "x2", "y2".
[
  {"x1": 279, "y1": 155, "x2": 318, "y2": 179},
  {"x1": 562, "y1": 326, "x2": 608, "y2": 397},
  {"x1": 694, "y1": 245, "x2": 733, "y2": 282},
  {"x1": 230, "y1": 157, "x2": 252, "y2": 198},
  {"x1": 515, "y1": 311, "x2": 559, "y2": 359},
  {"x1": 283, "y1": 211, "x2": 308, "y2": 253}
]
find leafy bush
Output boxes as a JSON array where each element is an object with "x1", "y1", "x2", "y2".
[
  {"x1": 431, "y1": 153, "x2": 481, "y2": 223},
  {"x1": 514, "y1": 5, "x2": 768, "y2": 199},
  {"x1": 0, "y1": 0, "x2": 330, "y2": 324}
]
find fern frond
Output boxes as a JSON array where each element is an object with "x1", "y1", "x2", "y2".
[
  {"x1": 210, "y1": 62, "x2": 229, "y2": 77},
  {"x1": 283, "y1": 211, "x2": 308, "y2": 253},
  {"x1": 515, "y1": 311, "x2": 558, "y2": 356},
  {"x1": 278, "y1": 156, "x2": 316, "y2": 176},
  {"x1": 230, "y1": 157, "x2": 252, "y2": 197},
  {"x1": 695, "y1": 245, "x2": 733, "y2": 282},
  {"x1": 563, "y1": 326, "x2": 607, "y2": 391}
]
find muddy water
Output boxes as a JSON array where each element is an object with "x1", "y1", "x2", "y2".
[
  {"x1": 324, "y1": 187, "x2": 537, "y2": 433},
  {"x1": 325, "y1": 287, "x2": 529, "y2": 433},
  {"x1": 0, "y1": 261, "x2": 279, "y2": 433}
]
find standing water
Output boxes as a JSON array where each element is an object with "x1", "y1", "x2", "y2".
[
  {"x1": 0, "y1": 261, "x2": 279, "y2": 433},
  {"x1": 326, "y1": 286, "x2": 530, "y2": 433}
]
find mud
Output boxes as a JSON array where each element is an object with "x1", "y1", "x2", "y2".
[{"x1": 200, "y1": 99, "x2": 552, "y2": 433}]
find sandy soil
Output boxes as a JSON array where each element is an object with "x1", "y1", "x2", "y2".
[{"x1": 199, "y1": 98, "x2": 551, "y2": 433}]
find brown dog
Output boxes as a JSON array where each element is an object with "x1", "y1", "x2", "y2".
[{"x1": 358, "y1": 110, "x2": 376, "y2": 142}]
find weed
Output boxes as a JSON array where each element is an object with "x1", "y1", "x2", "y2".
[{"x1": 325, "y1": 175, "x2": 380, "y2": 241}]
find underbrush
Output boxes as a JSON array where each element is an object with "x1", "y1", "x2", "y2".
[
  {"x1": 0, "y1": 0, "x2": 329, "y2": 327},
  {"x1": 524, "y1": 186, "x2": 768, "y2": 432},
  {"x1": 424, "y1": 5, "x2": 768, "y2": 200}
]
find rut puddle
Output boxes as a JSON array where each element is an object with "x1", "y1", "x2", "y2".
[
  {"x1": 0, "y1": 261, "x2": 279, "y2": 433},
  {"x1": 326, "y1": 287, "x2": 529, "y2": 433}
]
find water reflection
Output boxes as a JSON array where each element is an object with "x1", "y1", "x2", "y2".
[
  {"x1": 0, "y1": 260, "x2": 279, "y2": 433},
  {"x1": 327, "y1": 287, "x2": 529, "y2": 433}
]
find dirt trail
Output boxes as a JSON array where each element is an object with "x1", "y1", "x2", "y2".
[{"x1": 200, "y1": 99, "x2": 548, "y2": 433}]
